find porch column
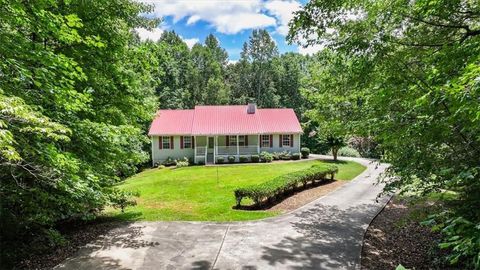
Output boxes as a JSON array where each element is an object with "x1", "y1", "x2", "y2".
[
  {"x1": 236, "y1": 135, "x2": 239, "y2": 158},
  {"x1": 257, "y1": 134, "x2": 260, "y2": 154},
  {"x1": 298, "y1": 134, "x2": 301, "y2": 152},
  {"x1": 213, "y1": 136, "x2": 217, "y2": 164},
  {"x1": 194, "y1": 135, "x2": 197, "y2": 164}
]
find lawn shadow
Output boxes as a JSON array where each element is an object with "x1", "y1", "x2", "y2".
[
  {"x1": 108, "y1": 210, "x2": 143, "y2": 221},
  {"x1": 320, "y1": 159, "x2": 349, "y2": 164},
  {"x1": 55, "y1": 221, "x2": 160, "y2": 269},
  {"x1": 260, "y1": 202, "x2": 381, "y2": 269}
]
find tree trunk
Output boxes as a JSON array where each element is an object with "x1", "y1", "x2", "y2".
[{"x1": 332, "y1": 147, "x2": 338, "y2": 161}]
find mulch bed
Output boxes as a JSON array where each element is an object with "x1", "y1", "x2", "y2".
[
  {"x1": 361, "y1": 198, "x2": 460, "y2": 270},
  {"x1": 16, "y1": 218, "x2": 124, "y2": 270},
  {"x1": 267, "y1": 180, "x2": 346, "y2": 212}
]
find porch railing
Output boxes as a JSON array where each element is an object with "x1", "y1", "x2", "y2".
[
  {"x1": 216, "y1": 146, "x2": 259, "y2": 155},
  {"x1": 216, "y1": 146, "x2": 237, "y2": 155},
  {"x1": 196, "y1": 146, "x2": 207, "y2": 156}
]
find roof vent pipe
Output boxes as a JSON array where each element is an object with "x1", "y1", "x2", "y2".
[{"x1": 247, "y1": 103, "x2": 256, "y2": 114}]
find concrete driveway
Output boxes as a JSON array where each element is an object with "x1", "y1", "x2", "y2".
[{"x1": 55, "y1": 156, "x2": 390, "y2": 270}]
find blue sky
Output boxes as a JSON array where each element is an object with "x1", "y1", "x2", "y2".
[{"x1": 136, "y1": 0, "x2": 321, "y2": 61}]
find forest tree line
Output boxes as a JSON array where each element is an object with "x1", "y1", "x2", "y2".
[{"x1": 142, "y1": 29, "x2": 309, "y2": 114}]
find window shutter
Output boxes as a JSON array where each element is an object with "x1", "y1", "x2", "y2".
[
  {"x1": 269, "y1": 135, "x2": 273, "y2": 148},
  {"x1": 245, "y1": 135, "x2": 248, "y2": 146},
  {"x1": 226, "y1": 136, "x2": 229, "y2": 146},
  {"x1": 180, "y1": 136, "x2": 184, "y2": 149},
  {"x1": 191, "y1": 136, "x2": 195, "y2": 149},
  {"x1": 159, "y1": 136, "x2": 163, "y2": 149},
  {"x1": 290, "y1": 134, "x2": 294, "y2": 147},
  {"x1": 279, "y1": 135, "x2": 282, "y2": 147},
  {"x1": 170, "y1": 136, "x2": 174, "y2": 149}
]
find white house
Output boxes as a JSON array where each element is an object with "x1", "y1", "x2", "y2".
[{"x1": 148, "y1": 103, "x2": 303, "y2": 164}]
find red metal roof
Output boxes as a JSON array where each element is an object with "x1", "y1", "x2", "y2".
[
  {"x1": 148, "y1": 110, "x2": 194, "y2": 135},
  {"x1": 148, "y1": 105, "x2": 302, "y2": 136}
]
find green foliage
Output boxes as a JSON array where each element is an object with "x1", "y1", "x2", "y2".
[
  {"x1": 217, "y1": 156, "x2": 225, "y2": 164},
  {"x1": 278, "y1": 151, "x2": 292, "y2": 160},
  {"x1": 348, "y1": 136, "x2": 381, "y2": 159},
  {"x1": 0, "y1": 0, "x2": 158, "y2": 266},
  {"x1": 291, "y1": 153, "x2": 301, "y2": 160},
  {"x1": 175, "y1": 157, "x2": 189, "y2": 168},
  {"x1": 234, "y1": 164, "x2": 338, "y2": 206},
  {"x1": 259, "y1": 151, "x2": 273, "y2": 163},
  {"x1": 300, "y1": 147, "x2": 310, "y2": 158},
  {"x1": 228, "y1": 155, "x2": 236, "y2": 163},
  {"x1": 336, "y1": 147, "x2": 361, "y2": 158},
  {"x1": 109, "y1": 189, "x2": 139, "y2": 213},
  {"x1": 251, "y1": 155, "x2": 260, "y2": 163},
  {"x1": 325, "y1": 135, "x2": 346, "y2": 161},
  {"x1": 239, "y1": 156, "x2": 249, "y2": 163},
  {"x1": 423, "y1": 211, "x2": 480, "y2": 269},
  {"x1": 289, "y1": 0, "x2": 480, "y2": 266}
]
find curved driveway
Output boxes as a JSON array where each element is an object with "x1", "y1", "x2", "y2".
[{"x1": 56, "y1": 156, "x2": 390, "y2": 270}]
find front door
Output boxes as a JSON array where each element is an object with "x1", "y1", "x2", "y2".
[
  {"x1": 207, "y1": 137, "x2": 214, "y2": 153},
  {"x1": 207, "y1": 137, "x2": 214, "y2": 163}
]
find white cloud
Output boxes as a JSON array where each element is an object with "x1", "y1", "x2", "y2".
[
  {"x1": 135, "y1": 27, "x2": 164, "y2": 41},
  {"x1": 139, "y1": 0, "x2": 278, "y2": 34},
  {"x1": 183, "y1": 37, "x2": 200, "y2": 49},
  {"x1": 264, "y1": 0, "x2": 301, "y2": 36},
  {"x1": 136, "y1": 27, "x2": 199, "y2": 49},
  {"x1": 228, "y1": 59, "x2": 238, "y2": 65},
  {"x1": 297, "y1": 43, "x2": 324, "y2": 55}
]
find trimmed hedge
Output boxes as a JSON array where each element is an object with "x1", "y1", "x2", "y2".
[
  {"x1": 291, "y1": 153, "x2": 301, "y2": 160},
  {"x1": 301, "y1": 147, "x2": 310, "y2": 158},
  {"x1": 234, "y1": 164, "x2": 338, "y2": 206},
  {"x1": 260, "y1": 151, "x2": 273, "y2": 163}
]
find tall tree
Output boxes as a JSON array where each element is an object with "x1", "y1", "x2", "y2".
[
  {"x1": 231, "y1": 30, "x2": 280, "y2": 107},
  {"x1": 155, "y1": 31, "x2": 192, "y2": 109},
  {"x1": 289, "y1": 0, "x2": 480, "y2": 267},
  {"x1": 189, "y1": 34, "x2": 230, "y2": 105},
  {"x1": 0, "y1": 0, "x2": 158, "y2": 265}
]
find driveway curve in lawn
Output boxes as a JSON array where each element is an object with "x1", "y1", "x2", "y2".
[{"x1": 55, "y1": 156, "x2": 391, "y2": 270}]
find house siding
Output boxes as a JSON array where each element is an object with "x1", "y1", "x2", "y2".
[
  {"x1": 152, "y1": 136, "x2": 194, "y2": 165},
  {"x1": 151, "y1": 133, "x2": 301, "y2": 164},
  {"x1": 260, "y1": 134, "x2": 301, "y2": 154}
]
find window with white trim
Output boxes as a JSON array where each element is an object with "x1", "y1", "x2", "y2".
[
  {"x1": 261, "y1": 135, "x2": 270, "y2": 147},
  {"x1": 228, "y1": 135, "x2": 237, "y2": 146},
  {"x1": 238, "y1": 135, "x2": 246, "y2": 146},
  {"x1": 282, "y1": 134, "x2": 291, "y2": 147},
  {"x1": 162, "y1": 136, "x2": 171, "y2": 149},
  {"x1": 183, "y1": 136, "x2": 191, "y2": 148}
]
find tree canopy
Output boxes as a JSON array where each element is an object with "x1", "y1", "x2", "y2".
[{"x1": 289, "y1": 0, "x2": 480, "y2": 267}]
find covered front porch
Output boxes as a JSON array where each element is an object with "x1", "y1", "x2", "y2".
[{"x1": 194, "y1": 135, "x2": 262, "y2": 164}]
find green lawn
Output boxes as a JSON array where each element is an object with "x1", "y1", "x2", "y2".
[{"x1": 109, "y1": 159, "x2": 366, "y2": 222}]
